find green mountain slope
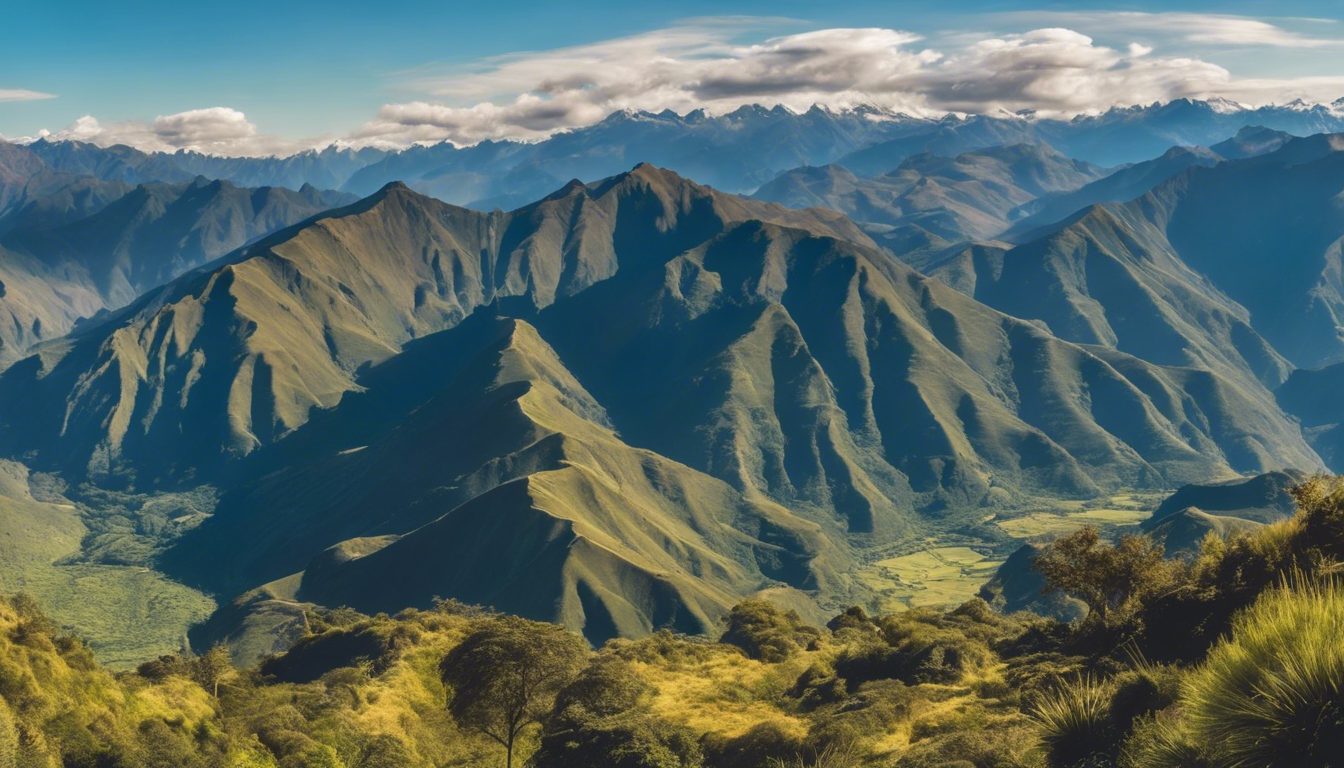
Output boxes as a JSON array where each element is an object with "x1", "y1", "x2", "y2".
[
  {"x1": 753, "y1": 144, "x2": 1105, "y2": 245},
  {"x1": 919, "y1": 203, "x2": 1295, "y2": 389},
  {"x1": 1141, "y1": 134, "x2": 1344, "y2": 368},
  {"x1": 1003, "y1": 145, "x2": 1222, "y2": 239},
  {"x1": 0, "y1": 173, "x2": 354, "y2": 368},
  {"x1": 0, "y1": 167, "x2": 871, "y2": 484}
]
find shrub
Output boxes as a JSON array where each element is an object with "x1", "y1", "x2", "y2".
[
  {"x1": 703, "y1": 722, "x2": 806, "y2": 768},
  {"x1": 766, "y1": 740, "x2": 863, "y2": 768},
  {"x1": 721, "y1": 601, "x2": 821, "y2": 663},
  {"x1": 1106, "y1": 659, "x2": 1180, "y2": 737},
  {"x1": 831, "y1": 612, "x2": 995, "y2": 688},
  {"x1": 536, "y1": 657, "x2": 704, "y2": 768},
  {"x1": 826, "y1": 607, "x2": 873, "y2": 635},
  {"x1": 1120, "y1": 714, "x2": 1212, "y2": 768}
]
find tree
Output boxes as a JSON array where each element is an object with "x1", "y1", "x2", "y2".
[
  {"x1": 1033, "y1": 527, "x2": 1171, "y2": 622},
  {"x1": 191, "y1": 643, "x2": 236, "y2": 699},
  {"x1": 439, "y1": 617, "x2": 589, "y2": 768}
]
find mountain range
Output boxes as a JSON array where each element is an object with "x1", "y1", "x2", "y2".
[
  {"x1": 752, "y1": 143, "x2": 1109, "y2": 246},
  {"x1": 11, "y1": 98, "x2": 1344, "y2": 210},
  {"x1": 1, "y1": 104, "x2": 1344, "y2": 652},
  {"x1": 0, "y1": 141, "x2": 355, "y2": 366},
  {"x1": 0, "y1": 158, "x2": 1334, "y2": 642}
]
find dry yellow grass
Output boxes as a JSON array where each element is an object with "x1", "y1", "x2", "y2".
[{"x1": 633, "y1": 645, "x2": 812, "y2": 739}]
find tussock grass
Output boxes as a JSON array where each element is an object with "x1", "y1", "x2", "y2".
[
  {"x1": 1030, "y1": 675, "x2": 1115, "y2": 768},
  {"x1": 1182, "y1": 578, "x2": 1344, "y2": 766}
]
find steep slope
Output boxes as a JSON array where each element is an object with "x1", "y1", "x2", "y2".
[
  {"x1": 164, "y1": 316, "x2": 839, "y2": 644},
  {"x1": 0, "y1": 140, "x2": 53, "y2": 212},
  {"x1": 1138, "y1": 134, "x2": 1344, "y2": 368},
  {"x1": 0, "y1": 172, "x2": 132, "y2": 235},
  {"x1": 1005, "y1": 146, "x2": 1222, "y2": 239},
  {"x1": 0, "y1": 176, "x2": 353, "y2": 367},
  {"x1": 4, "y1": 176, "x2": 357, "y2": 306},
  {"x1": 535, "y1": 220, "x2": 1318, "y2": 527},
  {"x1": 1276, "y1": 363, "x2": 1344, "y2": 470},
  {"x1": 1209, "y1": 125, "x2": 1295, "y2": 160},
  {"x1": 0, "y1": 243, "x2": 106, "y2": 368},
  {"x1": 754, "y1": 144, "x2": 1106, "y2": 244},
  {"x1": 0, "y1": 166, "x2": 872, "y2": 483},
  {"x1": 919, "y1": 203, "x2": 1295, "y2": 390}
]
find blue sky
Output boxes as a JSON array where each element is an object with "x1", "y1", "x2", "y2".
[{"x1": 3, "y1": 1, "x2": 1343, "y2": 155}]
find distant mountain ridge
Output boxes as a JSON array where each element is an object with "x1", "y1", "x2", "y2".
[
  {"x1": 0, "y1": 143, "x2": 357, "y2": 366},
  {"x1": 11, "y1": 98, "x2": 1344, "y2": 209},
  {"x1": 752, "y1": 143, "x2": 1108, "y2": 246}
]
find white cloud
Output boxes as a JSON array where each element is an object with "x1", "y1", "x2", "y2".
[
  {"x1": 1006, "y1": 12, "x2": 1344, "y2": 48},
  {"x1": 0, "y1": 88, "x2": 56, "y2": 102},
  {"x1": 36, "y1": 108, "x2": 317, "y2": 156},
  {"x1": 151, "y1": 107, "x2": 257, "y2": 148},
  {"x1": 353, "y1": 23, "x2": 1277, "y2": 145},
  {"x1": 19, "y1": 16, "x2": 1344, "y2": 155}
]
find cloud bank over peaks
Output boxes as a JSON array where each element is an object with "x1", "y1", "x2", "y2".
[
  {"x1": 351, "y1": 22, "x2": 1342, "y2": 147},
  {"x1": 28, "y1": 108, "x2": 318, "y2": 157},
  {"x1": 12, "y1": 17, "x2": 1344, "y2": 156}
]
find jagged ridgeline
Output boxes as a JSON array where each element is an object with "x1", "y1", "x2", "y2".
[
  {"x1": 0, "y1": 162, "x2": 1322, "y2": 643},
  {"x1": 0, "y1": 139, "x2": 357, "y2": 367}
]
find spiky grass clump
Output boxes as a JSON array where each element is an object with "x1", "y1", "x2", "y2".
[
  {"x1": 1121, "y1": 714, "x2": 1212, "y2": 768},
  {"x1": 766, "y1": 741, "x2": 862, "y2": 768},
  {"x1": 1183, "y1": 579, "x2": 1344, "y2": 767},
  {"x1": 1031, "y1": 675, "x2": 1116, "y2": 768}
]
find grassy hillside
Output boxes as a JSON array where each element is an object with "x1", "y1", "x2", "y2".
[{"x1": 0, "y1": 461, "x2": 213, "y2": 667}]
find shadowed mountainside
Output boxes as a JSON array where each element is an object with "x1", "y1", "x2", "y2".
[{"x1": 0, "y1": 166, "x2": 870, "y2": 484}]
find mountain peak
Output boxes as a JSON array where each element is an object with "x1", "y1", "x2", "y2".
[
  {"x1": 541, "y1": 178, "x2": 589, "y2": 201},
  {"x1": 377, "y1": 180, "x2": 411, "y2": 194}
]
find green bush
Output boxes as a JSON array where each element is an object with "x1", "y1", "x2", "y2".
[
  {"x1": 721, "y1": 601, "x2": 821, "y2": 663},
  {"x1": 703, "y1": 722, "x2": 806, "y2": 768},
  {"x1": 831, "y1": 611, "x2": 994, "y2": 688},
  {"x1": 535, "y1": 657, "x2": 703, "y2": 768}
]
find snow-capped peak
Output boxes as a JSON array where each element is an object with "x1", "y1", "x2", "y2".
[{"x1": 1205, "y1": 97, "x2": 1248, "y2": 114}]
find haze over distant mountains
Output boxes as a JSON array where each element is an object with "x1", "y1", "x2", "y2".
[
  {"x1": 0, "y1": 141, "x2": 355, "y2": 366},
  {"x1": 12, "y1": 98, "x2": 1344, "y2": 209}
]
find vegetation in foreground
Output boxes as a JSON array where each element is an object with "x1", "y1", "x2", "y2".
[{"x1": 0, "y1": 478, "x2": 1340, "y2": 767}]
